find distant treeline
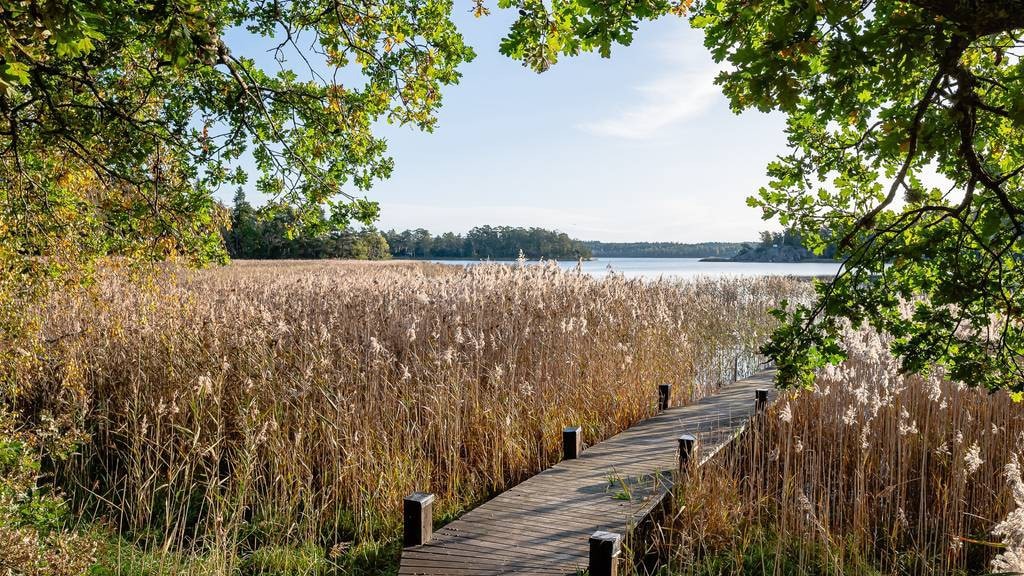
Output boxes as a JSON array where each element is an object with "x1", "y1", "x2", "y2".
[
  {"x1": 221, "y1": 190, "x2": 782, "y2": 263},
  {"x1": 384, "y1": 226, "x2": 592, "y2": 260},
  {"x1": 223, "y1": 192, "x2": 390, "y2": 260},
  {"x1": 583, "y1": 241, "x2": 746, "y2": 258}
]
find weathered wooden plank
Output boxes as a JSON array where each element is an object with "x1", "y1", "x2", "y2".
[{"x1": 398, "y1": 370, "x2": 776, "y2": 576}]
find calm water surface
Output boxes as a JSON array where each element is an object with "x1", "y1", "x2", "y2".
[{"x1": 431, "y1": 257, "x2": 841, "y2": 279}]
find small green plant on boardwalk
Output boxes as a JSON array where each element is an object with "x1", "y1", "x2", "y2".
[{"x1": 609, "y1": 471, "x2": 633, "y2": 502}]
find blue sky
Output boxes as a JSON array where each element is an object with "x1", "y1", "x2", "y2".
[{"x1": 230, "y1": 10, "x2": 790, "y2": 242}]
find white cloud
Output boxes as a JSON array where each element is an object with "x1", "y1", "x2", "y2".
[{"x1": 579, "y1": 34, "x2": 723, "y2": 140}]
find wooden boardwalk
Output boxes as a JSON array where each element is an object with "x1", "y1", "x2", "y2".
[{"x1": 399, "y1": 370, "x2": 777, "y2": 575}]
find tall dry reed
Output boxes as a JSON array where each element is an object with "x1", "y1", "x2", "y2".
[
  {"x1": 660, "y1": 322, "x2": 1024, "y2": 575},
  {"x1": 15, "y1": 260, "x2": 805, "y2": 572}
]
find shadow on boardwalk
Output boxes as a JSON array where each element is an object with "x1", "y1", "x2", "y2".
[{"x1": 399, "y1": 370, "x2": 777, "y2": 576}]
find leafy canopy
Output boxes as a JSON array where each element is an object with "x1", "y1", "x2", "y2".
[
  {"x1": 0, "y1": 0, "x2": 474, "y2": 282},
  {"x1": 499, "y1": 0, "x2": 1024, "y2": 391}
]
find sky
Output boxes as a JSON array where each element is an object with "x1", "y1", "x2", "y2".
[{"x1": 228, "y1": 10, "x2": 791, "y2": 243}]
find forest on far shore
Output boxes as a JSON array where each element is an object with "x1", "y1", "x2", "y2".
[
  {"x1": 583, "y1": 240, "x2": 745, "y2": 258},
  {"x1": 224, "y1": 192, "x2": 841, "y2": 262},
  {"x1": 382, "y1": 227, "x2": 592, "y2": 260},
  {"x1": 223, "y1": 192, "x2": 595, "y2": 260}
]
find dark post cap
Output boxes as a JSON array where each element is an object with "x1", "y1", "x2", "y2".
[
  {"x1": 589, "y1": 530, "x2": 622, "y2": 553},
  {"x1": 404, "y1": 492, "x2": 435, "y2": 505}
]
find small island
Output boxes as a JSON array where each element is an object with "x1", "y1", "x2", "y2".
[{"x1": 701, "y1": 230, "x2": 839, "y2": 263}]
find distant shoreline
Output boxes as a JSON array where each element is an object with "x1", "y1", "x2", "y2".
[
  {"x1": 401, "y1": 256, "x2": 593, "y2": 262},
  {"x1": 406, "y1": 256, "x2": 844, "y2": 265},
  {"x1": 699, "y1": 256, "x2": 840, "y2": 264}
]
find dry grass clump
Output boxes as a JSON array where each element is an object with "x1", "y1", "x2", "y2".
[
  {"x1": 14, "y1": 259, "x2": 805, "y2": 572},
  {"x1": 661, "y1": 323, "x2": 1024, "y2": 576}
]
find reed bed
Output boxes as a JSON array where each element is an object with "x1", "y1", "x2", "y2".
[
  {"x1": 659, "y1": 322, "x2": 1024, "y2": 576},
  {"x1": 16, "y1": 260, "x2": 805, "y2": 573}
]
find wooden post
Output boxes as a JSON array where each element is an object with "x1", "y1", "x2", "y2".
[
  {"x1": 755, "y1": 389, "x2": 768, "y2": 413},
  {"x1": 403, "y1": 492, "x2": 434, "y2": 547},
  {"x1": 658, "y1": 383, "x2": 671, "y2": 411},
  {"x1": 732, "y1": 356, "x2": 739, "y2": 382},
  {"x1": 678, "y1": 434, "x2": 696, "y2": 469},
  {"x1": 589, "y1": 531, "x2": 621, "y2": 576},
  {"x1": 563, "y1": 426, "x2": 582, "y2": 460}
]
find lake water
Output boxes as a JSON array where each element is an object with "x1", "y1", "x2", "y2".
[{"x1": 432, "y1": 258, "x2": 842, "y2": 279}]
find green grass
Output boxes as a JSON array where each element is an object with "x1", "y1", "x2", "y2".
[{"x1": 85, "y1": 534, "x2": 403, "y2": 576}]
